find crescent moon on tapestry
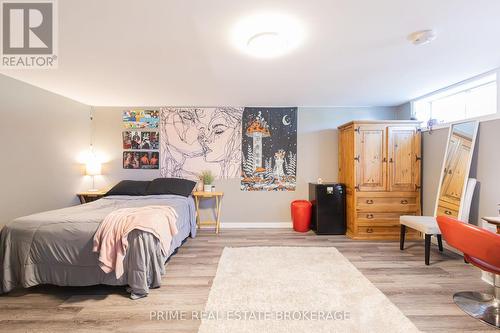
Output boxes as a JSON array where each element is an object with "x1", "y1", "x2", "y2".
[{"x1": 282, "y1": 115, "x2": 291, "y2": 125}]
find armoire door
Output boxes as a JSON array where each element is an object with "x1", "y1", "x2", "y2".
[
  {"x1": 439, "y1": 134, "x2": 471, "y2": 206},
  {"x1": 355, "y1": 125, "x2": 386, "y2": 191},
  {"x1": 387, "y1": 126, "x2": 419, "y2": 192}
]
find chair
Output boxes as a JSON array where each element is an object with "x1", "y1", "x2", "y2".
[
  {"x1": 400, "y1": 178, "x2": 477, "y2": 265},
  {"x1": 437, "y1": 216, "x2": 500, "y2": 328}
]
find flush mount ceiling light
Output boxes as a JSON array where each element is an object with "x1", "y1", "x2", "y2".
[
  {"x1": 408, "y1": 29, "x2": 437, "y2": 45},
  {"x1": 246, "y1": 32, "x2": 288, "y2": 57},
  {"x1": 232, "y1": 13, "x2": 304, "y2": 58}
]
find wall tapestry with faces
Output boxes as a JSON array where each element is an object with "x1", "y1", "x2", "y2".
[{"x1": 159, "y1": 107, "x2": 243, "y2": 180}]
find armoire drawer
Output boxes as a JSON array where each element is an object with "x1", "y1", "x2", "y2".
[
  {"x1": 357, "y1": 196, "x2": 417, "y2": 212},
  {"x1": 437, "y1": 199, "x2": 459, "y2": 218},
  {"x1": 437, "y1": 206, "x2": 458, "y2": 218},
  {"x1": 438, "y1": 199, "x2": 459, "y2": 210},
  {"x1": 356, "y1": 226, "x2": 399, "y2": 237},
  {"x1": 356, "y1": 225, "x2": 420, "y2": 237},
  {"x1": 356, "y1": 212, "x2": 416, "y2": 226}
]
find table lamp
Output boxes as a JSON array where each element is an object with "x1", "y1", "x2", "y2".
[{"x1": 86, "y1": 158, "x2": 101, "y2": 192}]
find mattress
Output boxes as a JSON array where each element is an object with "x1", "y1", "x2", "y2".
[{"x1": 0, "y1": 195, "x2": 196, "y2": 297}]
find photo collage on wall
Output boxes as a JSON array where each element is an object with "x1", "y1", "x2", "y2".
[
  {"x1": 123, "y1": 110, "x2": 160, "y2": 129},
  {"x1": 122, "y1": 110, "x2": 160, "y2": 169}
]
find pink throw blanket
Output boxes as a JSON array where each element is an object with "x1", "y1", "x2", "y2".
[{"x1": 93, "y1": 206, "x2": 178, "y2": 279}]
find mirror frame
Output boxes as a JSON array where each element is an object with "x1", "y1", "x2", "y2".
[{"x1": 433, "y1": 120, "x2": 479, "y2": 219}]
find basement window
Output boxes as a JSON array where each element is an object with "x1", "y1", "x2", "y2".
[{"x1": 412, "y1": 72, "x2": 497, "y2": 126}]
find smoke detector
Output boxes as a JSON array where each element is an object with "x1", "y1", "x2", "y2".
[{"x1": 408, "y1": 30, "x2": 436, "y2": 45}]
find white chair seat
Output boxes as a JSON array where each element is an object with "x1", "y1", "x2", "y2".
[
  {"x1": 400, "y1": 215, "x2": 440, "y2": 235},
  {"x1": 400, "y1": 178, "x2": 477, "y2": 266}
]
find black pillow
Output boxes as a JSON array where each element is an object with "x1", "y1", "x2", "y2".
[
  {"x1": 105, "y1": 180, "x2": 151, "y2": 196},
  {"x1": 146, "y1": 178, "x2": 196, "y2": 197}
]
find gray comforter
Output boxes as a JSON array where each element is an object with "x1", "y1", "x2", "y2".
[{"x1": 0, "y1": 195, "x2": 196, "y2": 297}]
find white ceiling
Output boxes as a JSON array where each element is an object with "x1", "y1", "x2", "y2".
[{"x1": 2, "y1": 0, "x2": 500, "y2": 107}]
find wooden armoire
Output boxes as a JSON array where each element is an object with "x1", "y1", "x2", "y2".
[{"x1": 338, "y1": 120, "x2": 422, "y2": 240}]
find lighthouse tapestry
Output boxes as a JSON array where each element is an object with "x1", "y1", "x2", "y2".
[{"x1": 241, "y1": 107, "x2": 297, "y2": 191}]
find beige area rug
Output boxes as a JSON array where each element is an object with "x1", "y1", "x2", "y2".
[{"x1": 198, "y1": 247, "x2": 420, "y2": 333}]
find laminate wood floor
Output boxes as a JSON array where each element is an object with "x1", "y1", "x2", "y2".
[{"x1": 0, "y1": 229, "x2": 496, "y2": 333}]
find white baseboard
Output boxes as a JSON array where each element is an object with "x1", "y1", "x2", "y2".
[{"x1": 220, "y1": 222, "x2": 293, "y2": 229}]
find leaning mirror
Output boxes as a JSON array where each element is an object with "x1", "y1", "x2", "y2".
[{"x1": 435, "y1": 121, "x2": 479, "y2": 219}]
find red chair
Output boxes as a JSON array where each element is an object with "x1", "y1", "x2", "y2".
[{"x1": 437, "y1": 216, "x2": 500, "y2": 328}]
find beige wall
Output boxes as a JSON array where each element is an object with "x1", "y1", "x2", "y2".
[
  {"x1": 3, "y1": 70, "x2": 496, "y2": 228},
  {"x1": 93, "y1": 106, "x2": 396, "y2": 225},
  {"x1": 420, "y1": 119, "x2": 500, "y2": 226},
  {"x1": 0, "y1": 74, "x2": 91, "y2": 227}
]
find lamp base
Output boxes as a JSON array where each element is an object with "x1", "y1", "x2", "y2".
[{"x1": 454, "y1": 291, "x2": 499, "y2": 328}]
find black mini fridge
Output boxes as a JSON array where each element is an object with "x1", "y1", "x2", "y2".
[{"x1": 309, "y1": 183, "x2": 346, "y2": 235}]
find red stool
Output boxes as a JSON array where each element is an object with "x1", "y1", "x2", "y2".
[
  {"x1": 291, "y1": 200, "x2": 312, "y2": 232},
  {"x1": 437, "y1": 216, "x2": 500, "y2": 328}
]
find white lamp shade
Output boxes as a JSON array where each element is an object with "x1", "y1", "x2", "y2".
[{"x1": 86, "y1": 160, "x2": 102, "y2": 176}]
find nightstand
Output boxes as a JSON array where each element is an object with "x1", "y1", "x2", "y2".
[
  {"x1": 77, "y1": 190, "x2": 107, "y2": 204},
  {"x1": 192, "y1": 191, "x2": 224, "y2": 234}
]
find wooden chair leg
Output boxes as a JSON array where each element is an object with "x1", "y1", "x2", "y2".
[
  {"x1": 400, "y1": 225, "x2": 406, "y2": 250},
  {"x1": 437, "y1": 234, "x2": 443, "y2": 252},
  {"x1": 425, "y1": 234, "x2": 431, "y2": 265}
]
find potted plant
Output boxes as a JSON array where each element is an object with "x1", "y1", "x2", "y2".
[{"x1": 200, "y1": 170, "x2": 214, "y2": 192}]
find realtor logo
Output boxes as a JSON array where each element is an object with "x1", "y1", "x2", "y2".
[{"x1": 1, "y1": 0, "x2": 57, "y2": 68}]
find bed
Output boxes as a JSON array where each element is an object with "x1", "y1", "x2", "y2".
[{"x1": 0, "y1": 194, "x2": 197, "y2": 298}]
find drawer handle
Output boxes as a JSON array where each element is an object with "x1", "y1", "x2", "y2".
[
  {"x1": 366, "y1": 228, "x2": 374, "y2": 233},
  {"x1": 444, "y1": 210, "x2": 452, "y2": 215},
  {"x1": 366, "y1": 199, "x2": 374, "y2": 204},
  {"x1": 366, "y1": 214, "x2": 374, "y2": 219},
  {"x1": 400, "y1": 199, "x2": 408, "y2": 205}
]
